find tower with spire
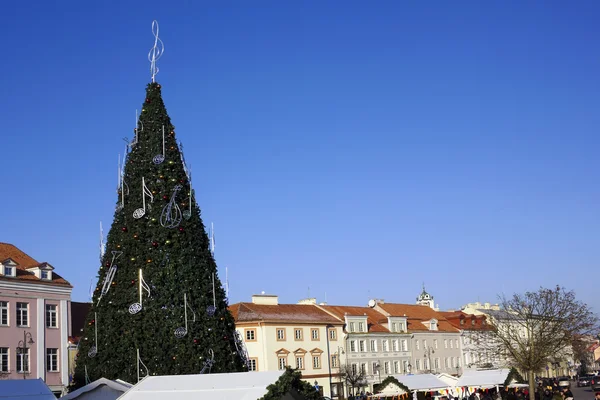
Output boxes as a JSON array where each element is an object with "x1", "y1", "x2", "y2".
[{"x1": 416, "y1": 283, "x2": 437, "y2": 310}]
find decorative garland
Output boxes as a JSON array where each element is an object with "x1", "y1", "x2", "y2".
[
  {"x1": 377, "y1": 376, "x2": 412, "y2": 394},
  {"x1": 504, "y1": 367, "x2": 526, "y2": 386}
]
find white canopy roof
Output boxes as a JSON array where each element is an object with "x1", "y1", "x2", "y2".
[
  {"x1": 436, "y1": 373, "x2": 459, "y2": 387},
  {"x1": 0, "y1": 378, "x2": 56, "y2": 399},
  {"x1": 392, "y1": 374, "x2": 451, "y2": 391},
  {"x1": 456, "y1": 369, "x2": 511, "y2": 388},
  {"x1": 61, "y1": 377, "x2": 133, "y2": 399},
  {"x1": 117, "y1": 370, "x2": 284, "y2": 400}
]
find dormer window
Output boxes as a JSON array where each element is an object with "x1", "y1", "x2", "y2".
[
  {"x1": 460, "y1": 319, "x2": 465, "y2": 326},
  {"x1": 41, "y1": 270, "x2": 50, "y2": 280},
  {"x1": 349, "y1": 322, "x2": 355, "y2": 332},
  {"x1": 428, "y1": 319, "x2": 438, "y2": 331},
  {"x1": 471, "y1": 319, "x2": 475, "y2": 326},
  {"x1": 3, "y1": 266, "x2": 15, "y2": 277},
  {"x1": 1, "y1": 259, "x2": 18, "y2": 277},
  {"x1": 358, "y1": 322, "x2": 364, "y2": 332}
]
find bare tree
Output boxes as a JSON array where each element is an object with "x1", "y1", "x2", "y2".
[
  {"x1": 477, "y1": 286, "x2": 598, "y2": 400},
  {"x1": 339, "y1": 363, "x2": 367, "y2": 397}
]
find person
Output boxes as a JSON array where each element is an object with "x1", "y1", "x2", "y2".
[
  {"x1": 594, "y1": 392, "x2": 600, "y2": 400},
  {"x1": 561, "y1": 387, "x2": 573, "y2": 400}
]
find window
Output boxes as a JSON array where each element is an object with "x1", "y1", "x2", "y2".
[
  {"x1": 17, "y1": 348, "x2": 29, "y2": 373},
  {"x1": 360, "y1": 363, "x2": 367, "y2": 374},
  {"x1": 444, "y1": 358, "x2": 449, "y2": 368},
  {"x1": 16, "y1": 303, "x2": 28, "y2": 327},
  {"x1": 245, "y1": 329, "x2": 256, "y2": 341},
  {"x1": 276, "y1": 328, "x2": 285, "y2": 341},
  {"x1": 359, "y1": 340, "x2": 365, "y2": 352},
  {"x1": 451, "y1": 357, "x2": 455, "y2": 368},
  {"x1": 294, "y1": 328, "x2": 303, "y2": 340},
  {"x1": 313, "y1": 355, "x2": 321, "y2": 369},
  {"x1": 358, "y1": 322, "x2": 365, "y2": 332},
  {"x1": 382, "y1": 340, "x2": 389, "y2": 352},
  {"x1": 415, "y1": 340, "x2": 420, "y2": 350},
  {"x1": 415, "y1": 359, "x2": 421, "y2": 370},
  {"x1": 384, "y1": 361, "x2": 390, "y2": 374},
  {"x1": 450, "y1": 340, "x2": 453, "y2": 349},
  {"x1": 351, "y1": 364, "x2": 357, "y2": 375},
  {"x1": 0, "y1": 301, "x2": 7, "y2": 326},
  {"x1": 394, "y1": 361, "x2": 400, "y2": 373},
  {"x1": 248, "y1": 358, "x2": 258, "y2": 371},
  {"x1": 46, "y1": 348, "x2": 58, "y2": 372},
  {"x1": 46, "y1": 304, "x2": 57, "y2": 328},
  {"x1": 331, "y1": 354, "x2": 338, "y2": 368},
  {"x1": 430, "y1": 321, "x2": 437, "y2": 330},
  {"x1": 434, "y1": 339, "x2": 438, "y2": 349},
  {"x1": 372, "y1": 362, "x2": 379, "y2": 374},
  {"x1": 41, "y1": 270, "x2": 49, "y2": 280},
  {"x1": 392, "y1": 340, "x2": 399, "y2": 352},
  {"x1": 471, "y1": 319, "x2": 475, "y2": 326},
  {"x1": 278, "y1": 357, "x2": 287, "y2": 370},
  {"x1": 424, "y1": 358, "x2": 429, "y2": 370},
  {"x1": 444, "y1": 339, "x2": 448, "y2": 349},
  {"x1": 455, "y1": 339, "x2": 459, "y2": 348},
  {"x1": 350, "y1": 340, "x2": 357, "y2": 352},
  {"x1": 423, "y1": 340, "x2": 427, "y2": 349},
  {"x1": 391, "y1": 322, "x2": 397, "y2": 332},
  {"x1": 370, "y1": 339, "x2": 377, "y2": 352},
  {"x1": 403, "y1": 360, "x2": 409, "y2": 373},
  {"x1": 460, "y1": 319, "x2": 465, "y2": 326},
  {"x1": 296, "y1": 355, "x2": 304, "y2": 369},
  {"x1": 349, "y1": 322, "x2": 355, "y2": 332},
  {"x1": 4, "y1": 266, "x2": 14, "y2": 277},
  {"x1": 311, "y1": 328, "x2": 319, "y2": 340},
  {"x1": 457, "y1": 358, "x2": 461, "y2": 367},
  {"x1": 0, "y1": 348, "x2": 8, "y2": 372},
  {"x1": 329, "y1": 328, "x2": 337, "y2": 340},
  {"x1": 435, "y1": 358, "x2": 440, "y2": 369}
]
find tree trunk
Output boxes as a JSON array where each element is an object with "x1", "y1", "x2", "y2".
[{"x1": 529, "y1": 371, "x2": 536, "y2": 400}]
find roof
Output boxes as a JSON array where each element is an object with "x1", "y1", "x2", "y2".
[
  {"x1": 118, "y1": 370, "x2": 284, "y2": 400},
  {"x1": 393, "y1": 374, "x2": 450, "y2": 391},
  {"x1": 318, "y1": 304, "x2": 391, "y2": 333},
  {"x1": 376, "y1": 303, "x2": 460, "y2": 333},
  {"x1": 229, "y1": 303, "x2": 341, "y2": 324},
  {"x1": 0, "y1": 243, "x2": 71, "y2": 287},
  {"x1": 439, "y1": 311, "x2": 493, "y2": 331},
  {"x1": 61, "y1": 378, "x2": 132, "y2": 400},
  {"x1": 0, "y1": 378, "x2": 56, "y2": 399},
  {"x1": 456, "y1": 368, "x2": 511, "y2": 388}
]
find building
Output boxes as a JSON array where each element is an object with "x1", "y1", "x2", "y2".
[
  {"x1": 440, "y1": 311, "x2": 495, "y2": 368},
  {"x1": 317, "y1": 302, "x2": 412, "y2": 391},
  {"x1": 374, "y1": 300, "x2": 463, "y2": 376},
  {"x1": 0, "y1": 243, "x2": 72, "y2": 395},
  {"x1": 229, "y1": 294, "x2": 345, "y2": 399}
]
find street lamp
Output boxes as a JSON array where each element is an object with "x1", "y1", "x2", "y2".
[
  {"x1": 407, "y1": 363, "x2": 412, "y2": 375},
  {"x1": 17, "y1": 331, "x2": 34, "y2": 380}
]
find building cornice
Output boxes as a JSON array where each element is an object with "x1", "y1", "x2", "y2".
[{"x1": 0, "y1": 280, "x2": 73, "y2": 295}]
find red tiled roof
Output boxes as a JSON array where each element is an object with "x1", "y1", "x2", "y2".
[
  {"x1": 229, "y1": 302, "x2": 342, "y2": 324},
  {"x1": 318, "y1": 305, "x2": 391, "y2": 333},
  {"x1": 0, "y1": 243, "x2": 71, "y2": 287},
  {"x1": 438, "y1": 310, "x2": 494, "y2": 331},
  {"x1": 376, "y1": 303, "x2": 460, "y2": 333}
]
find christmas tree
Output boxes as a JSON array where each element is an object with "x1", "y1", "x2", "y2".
[{"x1": 72, "y1": 22, "x2": 247, "y2": 389}]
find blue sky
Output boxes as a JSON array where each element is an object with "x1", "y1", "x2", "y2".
[{"x1": 1, "y1": 1, "x2": 598, "y2": 312}]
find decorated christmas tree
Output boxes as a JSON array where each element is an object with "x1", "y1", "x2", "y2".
[{"x1": 71, "y1": 21, "x2": 247, "y2": 389}]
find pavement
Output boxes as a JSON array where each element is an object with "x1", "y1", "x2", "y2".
[{"x1": 570, "y1": 383, "x2": 596, "y2": 400}]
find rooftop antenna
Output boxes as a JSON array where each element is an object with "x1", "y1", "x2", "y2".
[
  {"x1": 307, "y1": 286, "x2": 310, "y2": 298},
  {"x1": 148, "y1": 20, "x2": 164, "y2": 83},
  {"x1": 324, "y1": 292, "x2": 327, "y2": 304}
]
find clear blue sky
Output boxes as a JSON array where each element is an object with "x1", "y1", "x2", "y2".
[{"x1": 1, "y1": 1, "x2": 598, "y2": 312}]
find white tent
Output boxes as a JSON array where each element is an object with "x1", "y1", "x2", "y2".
[
  {"x1": 60, "y1": 378, "x2": 133, "y2": 400},
  {"x1": 436, "y1": 373, "x2": 459, "y2": 388},
  {"x1": 456, "y1": 369, "x2": 511, "y2": 389},
  {"x1": 0, "y1": 378, "x2": 56, "y2": 399},
  {"x1": 117, "y1": 370, "x2": 284, "y2": 400},
  {"x1": 393, "y1": 374, "x2": 450, "y2": 392}
]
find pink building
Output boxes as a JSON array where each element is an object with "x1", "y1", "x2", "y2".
[{"x1": 0, "y1": 243, "x2": 72, "y2": 395}]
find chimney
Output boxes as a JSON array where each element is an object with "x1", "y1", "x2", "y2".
[{"x1": 252, "y1": 293, "x2": 279, "y2": 305}]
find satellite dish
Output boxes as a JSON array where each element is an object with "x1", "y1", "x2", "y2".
[{"x1": 368, "y1": 299, "x2": 376, "y2": 308}]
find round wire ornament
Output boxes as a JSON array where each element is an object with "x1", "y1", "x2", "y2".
[
  {"x1": 174, "y1": 327, "x2": 187, "y2": 339},
  {"x1": 206, "y1": 305, "x2": 216, "y2": 317},
  {"x1": 129, "y1": 303, "x2": 142, "y2": 314},
  {"x1": 88, "y1": 346, "x2": 97, "y2": 358},
  {"x1": 153, "y1": 155, "x2": 165, "y2": 164}
]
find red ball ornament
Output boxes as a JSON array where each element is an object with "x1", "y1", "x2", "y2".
[
  {"x1": 179, "y1": 227, "x2": 184, "y2": 232},
  {"x1": 122, "y1": 227, "x2": 128, "y2": 232},
  {"x1": 145, "y1": 98, "x2": 151, "y2": 103},
  {"x1": 152, "y1": 242, "x2": 158, "y2": 247},
  {"x1": 163, "y1": 195, "x2": 168, "y2": 200}
]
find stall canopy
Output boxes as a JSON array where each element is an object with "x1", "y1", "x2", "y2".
[
  {"x1": 117, "y1": 370, "x2": 284, "y2": 400},
  {"x1": 60, "y1": 377, "x2": 133, "y2": 400},
  {"x1": 392, "y1": 374, "x2": 450, "y2": 391},
  {"x1": 436, "y1": 373, "x2": 459, "y2": 388},
  {"x1": 0, "y1": 378, "x2": 56, "y2": 400},
  {"x1": 456, "y1": 369, "x2": 511, "y2": 389}
]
